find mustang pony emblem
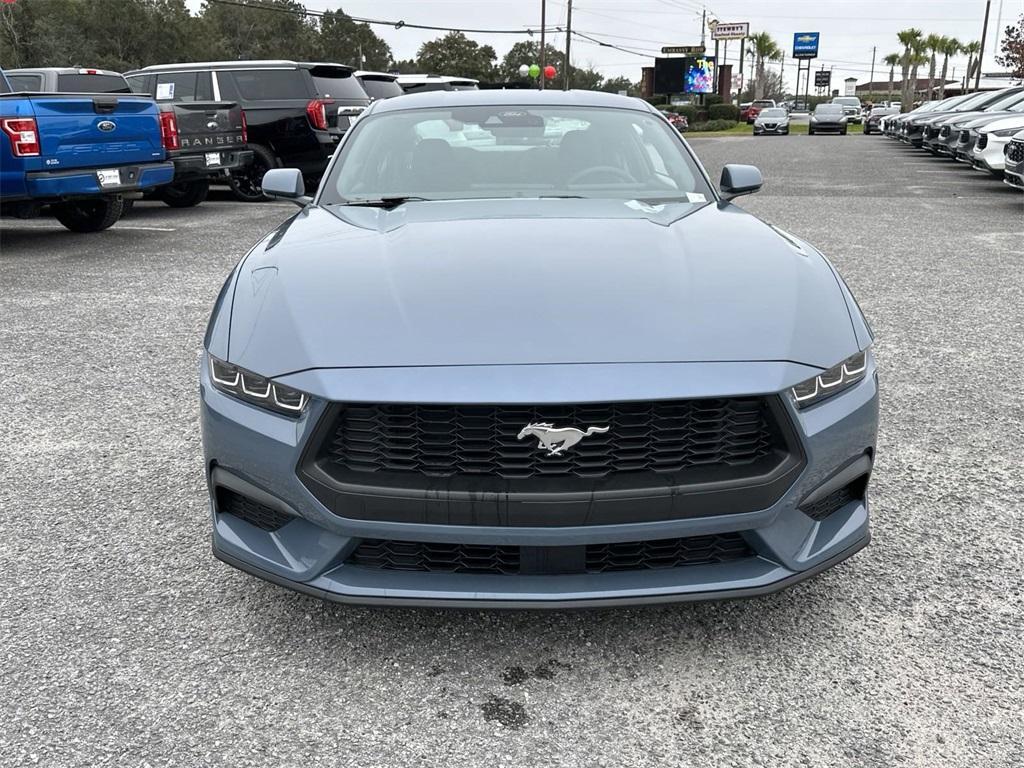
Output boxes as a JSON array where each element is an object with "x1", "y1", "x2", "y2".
[{"x1": 517, "y1": 422, "x2": 610, "y2": 456}]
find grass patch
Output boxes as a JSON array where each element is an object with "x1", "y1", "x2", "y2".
[{"x1": 684, "y1": 121, "x2": 865, "y2": 138}]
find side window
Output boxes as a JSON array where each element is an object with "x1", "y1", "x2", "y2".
[
  {"x1": 215, "y1": 71, "x2": 241, "y2": 102},
  {"x1": 196, "y1": 72, "x2": 214, "y2": 101},
  {"x1": 156, "y1": 71, "x2": 197, "y2": 102},
  {"x1": 126, "y1": 74, "x2": 155, "y2": 95},
  {"x1": 7, "y1": 73, "x2": 43, "y2": 91}
]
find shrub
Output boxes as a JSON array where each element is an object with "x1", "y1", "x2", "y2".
[
  {"x1": 673, "y1": 105, "x2": 699, "y2": 123},
  {"x1": 705, "y1": 94, "x2": 724, "y2": 106},
  {"x1": 688, "y1": 119, "x2": 737, "y2": 132},
  {"x1": 708, "y1": 103, "x2": 740, "y2": 121}
]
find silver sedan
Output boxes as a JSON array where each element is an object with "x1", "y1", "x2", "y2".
[{"x1": 753, "y1": 108, "x2": 791, "y2": 135}]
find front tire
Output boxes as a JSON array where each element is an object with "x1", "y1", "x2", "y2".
[
  {"x1": 229, "y1": 144, "x2": 277, "y2": 202},
  {"x1": 808, "y1": 127, "x2": 815, "y2": 135},
  {"x1": 52, "y1": 197, "x2": 124, "y2": 233},
  {"x1": 159, "y1": 179, "x2": 210, "y2": 208}
]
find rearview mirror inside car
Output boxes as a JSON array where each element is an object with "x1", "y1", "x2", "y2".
[{"x1": 719, "y1": 164, "x2": 763, "y2": 200}]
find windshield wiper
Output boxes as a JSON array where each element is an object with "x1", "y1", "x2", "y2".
[{"x1": 340, "y1": 196, "x2": 431, "y2": 209}]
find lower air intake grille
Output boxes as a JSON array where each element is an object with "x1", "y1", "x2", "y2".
[
  {"x1": 584, "y1": 533, "x2": 753, "y2": 573},
  {"x1": 1007, "y1": 141, "x2": 1024, "y2": 162},
  {"x1": 347, "y1": 534, "x2": 754, "y2": 576},
  {"x1": 977, "y1": 134, "x2": 989, "y2": 150},
  {"x1": 216, "y1": 488, "x2": 293, "y2": 532},
  {"x1": 799, "y1": 475, "x2": 868, "y2": 522},
  {"x1": 959, "y1": 130, "x2": 971, "y2": 143}
]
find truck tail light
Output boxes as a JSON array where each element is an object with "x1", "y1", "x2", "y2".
[
  {"x1": 1, "y1": 118, "x2": 41, "y2": 157},
  {"x1": 159, "y1": 111, "x2": 179, "y2": 151},
  {"x1": 240, "y1": 109, "x2": 248, "y2": 144},
  {"x1": 305, "y1": 99, "x2": 333, "y2": 131}
]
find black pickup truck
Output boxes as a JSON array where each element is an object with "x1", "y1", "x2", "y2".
[{"x1": 7, "y1": 67, "x2": 251, "y2": 208}]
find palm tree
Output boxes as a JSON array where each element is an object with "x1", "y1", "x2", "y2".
[
  {"x1": 937, "y1": 37, "x2": 960, "y2": 98},
  {"x1": 924, "y1": 34, "x2": 943, "y2": 97},
  {"x1": 897, "y1": 28, "x2": 923, "y2": 112},
  {"x1": 884, "y1": 52, "x2": 901, "y2": 102},
  {"x1": 962, "y1": 40, "x2": 981, "y2": 91},
  {"x1": 909, "y1": 49, "x2": 929, "y2": 103},
  {"x1": 748, "y1": 31, "x2": 782, "y2": 100}
]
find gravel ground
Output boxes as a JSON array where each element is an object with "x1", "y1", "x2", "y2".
[{"x1": 1, "y1": 137, "x2": 1022, "y2": 768}]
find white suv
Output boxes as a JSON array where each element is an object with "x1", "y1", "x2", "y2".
[{"x1": 971, "y1": 115, "x2": 1024, "y2": 175}]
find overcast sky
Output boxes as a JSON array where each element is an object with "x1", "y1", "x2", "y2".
[{"x1": 199, "y1": 0, "x2": 1023, "y2": 90}]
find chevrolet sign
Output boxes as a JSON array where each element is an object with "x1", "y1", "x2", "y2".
[{"x1": 793, "y1": 32, "x2": 820, "y2": 59}]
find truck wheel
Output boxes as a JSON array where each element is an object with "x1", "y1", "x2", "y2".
[
  {"x1": 160, "y1": 179, "x2": 210, "y2": 208},
  {"x1": 52, "y1": 197, "x2": 124, "y2": 233},
  {"x1": 229, "y1": 144, "x2": 277, "y2": 203}
]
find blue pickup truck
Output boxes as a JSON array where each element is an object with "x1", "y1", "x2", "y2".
[{"x1": 0, "y1": 68, "x2": 174, "y2": 232}]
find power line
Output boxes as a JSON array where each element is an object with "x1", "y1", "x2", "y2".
[{"x1": 206, "y1": 0, "x2": 560, "y2": 35}]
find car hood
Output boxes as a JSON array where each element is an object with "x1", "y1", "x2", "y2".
[
  {"x1": 225, "y1": 199, "x2": 858, "y2": 377},
  {"x1": 980, "y1": 115, "x2": 1024, "y2": 132},
  {"x1": 962, "y1": 112, "x2": 1024, "y2": 129}
]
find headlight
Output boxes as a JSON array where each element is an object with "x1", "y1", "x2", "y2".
[
  {"x1": 208, "y1": 354, "x2": 309, "y2": 416},
  {"x1": 989, "y1": 127, "x2": 1024, "y2": 137},
  {"x1": 790, "y1": 350, "x2": 869, "y2": 409}
]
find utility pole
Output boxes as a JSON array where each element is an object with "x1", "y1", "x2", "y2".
[
  {"x1": 563, "y1": 0, "x2": 572, "y2": 90},
  {"x1": 869, "y1": 46, "x2": 876, "y2": 90},
  {"x1": 736, "y1": 36, "x2": 745, "y2": 106},
  {"x1": 700, "y1": 8, "x2": 706, "y2": 48},
  {"x1": 975, "y1": 0, "x2": 990, "y2": 92},
  {"x1": 539, "y1": 0, "x2": 546, "y2": 91}
]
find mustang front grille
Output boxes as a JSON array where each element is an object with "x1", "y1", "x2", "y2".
[
  {"x1": 319, "y1": 398, "x2": 782, "y2": 484},
  {"x1": 346, "y1": 533, "x2": 754, "y2": 576}
]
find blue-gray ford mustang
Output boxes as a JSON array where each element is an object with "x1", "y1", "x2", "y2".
[{"x1": 201, "y1": 90, "x2": 877, "y2": 608}]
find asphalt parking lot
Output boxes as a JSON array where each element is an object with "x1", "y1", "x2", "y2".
[{"x1": 2, "y1": 136, "x2": 1022, "y2": 767}]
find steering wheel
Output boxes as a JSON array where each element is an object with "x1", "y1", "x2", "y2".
[{"x1": 567, "y1": 165, "x2": 635, "y2": 186}]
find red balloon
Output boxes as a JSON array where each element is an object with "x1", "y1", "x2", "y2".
[{"x1": 544, "y1": 65, "x2": 557, "y2": 80}]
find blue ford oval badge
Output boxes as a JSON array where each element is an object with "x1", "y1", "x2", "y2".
[{"x1": 97, "y1": 120, "x2": 116, "y2": 132}]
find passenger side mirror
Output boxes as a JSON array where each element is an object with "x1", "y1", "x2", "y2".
[
  {"x1": 262, "y1": 168, "x2": 312, "y2": 207},
  {"x1": 719, "y1": 164, "x2": 763, "y2": 201}
]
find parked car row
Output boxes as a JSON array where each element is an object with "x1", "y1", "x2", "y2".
[
  {"x1": 877, "y1": 86, "x2": 1024, "y2": 188},
  {"x1": 1, "y1": 61, "x2": 479, "y2": 231}
]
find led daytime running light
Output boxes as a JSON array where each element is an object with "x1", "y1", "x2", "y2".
[
  {"x1": 791, "y1": 351, "x2": 868, "y2": 408},
  {"x1": 208, "y1": 355, "x2": 308, "y2": 415}
]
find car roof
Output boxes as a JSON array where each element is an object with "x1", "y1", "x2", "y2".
[
  {"x1": 370, "y1": 88, "x2": 657, "y2": 114},
  {"x1": 128, "y1": 60, "x2": 351, "y2": 73},
  {"x1": 6, "y1": 67, "x2": 123, "y2": 77}
]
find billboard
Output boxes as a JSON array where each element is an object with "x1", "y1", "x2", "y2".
[
  {"x1": 793, "y1": 32, "x2": 820, "y2": 59},
  {"x1": 653, "y1": 56, "x2": 716, "y2": 95},
  {"x1": 711, "y1": 22, "x2": 749, "y2": 41}
]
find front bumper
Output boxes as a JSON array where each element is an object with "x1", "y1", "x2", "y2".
[
  {"x1": 809, "y1": 122, "x2": 847, "y2": 133},
  {"x1": 972, "y1": 136, "x2": 1011, "y2": 173},
  {"x1": 754, "y1": 123, "x2": 788, "y2": 134},
  {"x1": 1004, "y1": 145, "x2": 1024, "y2": 189},
  {"x1": 201, "y1": 359, "x2": 878, "y2": 607}
]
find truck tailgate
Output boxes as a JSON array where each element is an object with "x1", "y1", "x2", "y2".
[
  {"x1": 171, "y1": 101, "x2": 246, "y2": 150},
  {"x1": 23, "y1": 94, "x2": 164, "y2": 171}
]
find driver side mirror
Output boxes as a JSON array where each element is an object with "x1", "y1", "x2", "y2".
[
  {"x1": 262, "y1": 168, "x2": 313, "y2": 207},
  {"x1": 719, "y1": 164, "x2": 763, "y2": 201}
]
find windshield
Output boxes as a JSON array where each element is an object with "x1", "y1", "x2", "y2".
[
  {"x1": 324, "y1": 105, "x2": 712, "y2": 204},
  {"x1": 752, "y1": 100, "x2": 775, "y2": 107},
  {"x1": 759, "y1": 109, "x2": 786, "y2": 118},
  {"x1": 832, "y1": 98, "x2": 860, "y2": 107},
  {"x1": 815, "y1": 105, "x2": 843, "y2": 115},
  {"x1": 359, "y1": 76, "x2": 403, "y2": 100}
]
